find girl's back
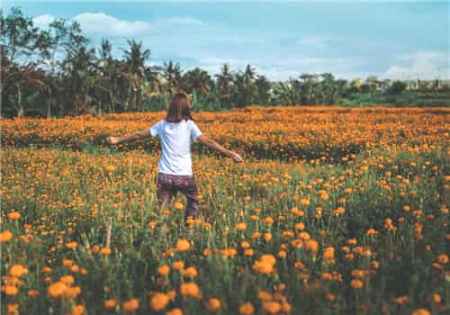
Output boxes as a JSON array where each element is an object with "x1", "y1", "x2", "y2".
[{"x1": 149, "y1": 119, "x2": 202, "y2": 176}]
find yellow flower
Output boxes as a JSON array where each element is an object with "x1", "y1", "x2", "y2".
[
  {"x1": 239, "y1": 302, "x2": 255, "y2": 315},
  {"x1": 175, "y1": 239, "x2": 191, "y2": 252},
  {"x1": 122, "y1": 298, "x2": 140, "y2": 313},
  {"x1": 174, "y1": 201, "x2": 184, "y2": 210},
  {"x1": 206, "y1": 298, "x2": 221, "y2": 312},
  {"x1": 180, "y1": 282, "x2": 201, "y2": 299},
  {"x1": 9, "y1": 264, "x2": 28, "y2": 278},
  {"x1": 150, "y1": 293, "x2": 170, "y2": 311},
  {"x1": 7, "y1": 212, "x2": 21, "y2": 220}
]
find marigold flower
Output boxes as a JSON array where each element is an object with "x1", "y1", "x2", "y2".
[
  {"x1": 166, "y1": 308, "x2": 183, "y2": 315},
  {"x1": 236, "y1": 222, "x2": 247, "y2": 231},
  {"x1": 158, "y1": 265, "x2": 170, "y2": 276},
  {"x1": 174, "y1": 202, "x2": 184, "y2": 210},
  {"x1": 104, "y1": 298, "x2": 118, "y2": 310},
  {"x1": 100, "y1": 247, "x2": 112, "y2": 256},
  {"x1": 239, "y1": 302, "x2": 255, "y2": 315},
  {"x1": 0, "y1": 230, "x2": 13, "y2": 242},
  {"x1": 9, "y1": 264, "x2": 28, "y2": 278},
  {"x1": 411, "y1": 309, "x2": 431, "y2": 315},
  {"x1": 172, "y1": 260, "x2": 185, "y2": 271},
  {"x1": 71, "y1": 304, "x2": 86, "y2": 315},
  {"x1": 175, "y1": 239, "x2": 191, "y2": 252},
  {"x1": 206, "y1": 297, "x2": 221, "y2": 312},
  {"x1": 7, "y1": 211, "x2": 21, "y2": 220},
  {"x1": 122, "y1": 298, "x2": 140, "y2": 313},
  {"x1": 27, "y1": 289, "x2": 39, "y2": 298},
  {"x1": 180, "y1": 282, "x2": 201, "y2": 299},
  {"x1": 48, "y1": 282, "x2": 68, "y2": 298},
  {"x1": 60, "y1": 275, "x2": 75, "y2": 285},
  {"x1": 182, "y1": 266, "x2": 198, "y2": 278},
  {"x1": 323, "y1": 247, "x2": 335, "y2": 263},
  {"x1": 2, "y1": 285, "x2": 18, "y2": 296},
  {"x1": 150, "y1": 292, "x2": 170, "y2": 311},
  {"x1": 262, "y1": 301, "x2": 282, "y2": 314},
  {"x1": 65, "y1": 241, "x2": 78, "y2": 250},
  {"x1": 305, "y1": 239, "x2": 319, "y2": 253},
  {"x1": 437, "y1": 254, "x2": 448, "y2": 264},
  {"x1": 351, "y1": 279, "x2": 364, "y2": 289},
  {"x1": 7, "y1": 303, "x2": 19, "y2": 315}
]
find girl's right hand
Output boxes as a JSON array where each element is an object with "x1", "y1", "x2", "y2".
[
  {"x1": 106, "y1": 136, "x2": 119, "y2": 145},
  {"x1": 230, "y1": 151, "x2": 244, "y2": 163}
]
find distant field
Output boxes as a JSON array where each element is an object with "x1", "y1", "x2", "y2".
[{"x1": 1, "y1": 106, "x2": 449, "y2": 315}]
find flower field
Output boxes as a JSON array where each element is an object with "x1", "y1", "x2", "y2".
[{"x1": 1, "y1": 106, "x2": 449, "y2": 315}]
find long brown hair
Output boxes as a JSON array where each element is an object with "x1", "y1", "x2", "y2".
[{"x1": 165, "y1": 92, "x2": 193, "y2": 123}]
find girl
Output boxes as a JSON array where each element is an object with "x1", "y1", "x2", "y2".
[{"x1": 106, "y1": 92, "x2": 243, "y2": 222}]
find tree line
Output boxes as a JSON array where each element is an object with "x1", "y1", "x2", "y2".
[{"x1": 1, "y1": 7, "x2": 448, "y2": 118}]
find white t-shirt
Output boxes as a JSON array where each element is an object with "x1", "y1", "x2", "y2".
[{"x1": 148, "y1": 119, "x2": 203, "y2": 176}]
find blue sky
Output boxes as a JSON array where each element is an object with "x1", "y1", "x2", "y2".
[{"x1": 3, "y1": 0, "x2": 449, "y2": 80}]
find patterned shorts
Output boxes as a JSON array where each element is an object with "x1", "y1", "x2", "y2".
[{"x1": 156, "y1": 172, "x2": 199, "y2": 220}]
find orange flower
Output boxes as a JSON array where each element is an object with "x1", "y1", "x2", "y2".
[
  {"x1": 0, "y1": 230, "x2": 13, "y2": 242},
  {"x1": 48, "y1": 282, "x2": 68, "y2": 298},
  {"x1": 180, "y1": 282, "x2": 201, "y2": 299},
  {"x1": 100, "y1": 247, "x2": 112, "y2": 256},
  {"x1": 149, "y1": 293, "x2": 170, "y2": 311},
  {"x1": 411, "y1": 309, "x2": 431, "y2": 315},
  {"x1": 65, "y1": 241, "x2": 78, "y2": 250},
  {"x1": 239, "y1": 302, "x2": 255, "y2": 315},
  {"x1": 206, "y1": 298, "x2": 221, "y2": 312},
  {"x1": 2, "y1": 285, "x2": 18, "y2": 296},
  {"x1": 175, "y1": 239, "x2": 191, "y2": 252},
  {"x1": 9, "y1": 264, "x2": 28, "y2": 278},
  {"x1": 7, "y1": 211, "x2": 21, "y2": 220},
  {"x1": 350, "y1": 279, "x2": 364, "y2": 289},
  {"x1": 122, "y1": 298, "x2": 140, "y2": 313},
  {"x1": 104, "y1": 298, "x2": 118, "y2": 310},
  {"x1": 166, "y1": 308, "x2": 183, "y2": 315},
  {"x1": 158, "y1": 265, "x2": 170, "y2": 276}
]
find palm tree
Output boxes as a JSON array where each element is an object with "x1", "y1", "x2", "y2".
[
  {"x1": 182, "y1": 67, "x2": 213, "y2": 97},
  {"x1": 162, "y1": 61, "x2": 183, "y2": 96},
  {"x1": 254, "y1": 74, "x2": 271, "y2": 105},
  {"x1": 215, "y1": 63, "x2": 234, "y2": 107},
  {"x1": 123, "y1": 40, "x2": 151, "y2": 111}
]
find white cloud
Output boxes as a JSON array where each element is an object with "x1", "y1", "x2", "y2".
[
  {"x1": 33, "y1": 14, "x2": 56, "y2": 29},
  {"x1": 73, "y1": 12, "x2": 153, "y2": 36},
  {"x1": 383, "y1": 51, "x2": 449, "y2": 80},
  {"x1": 33, "y1": 12, "x2": 205, "y2": 37}
]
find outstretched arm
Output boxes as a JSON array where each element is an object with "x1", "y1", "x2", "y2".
[
  {"x1": 106, "y1": 129, "x2": 150, "y2": 145},
  {"x1": 197, "y1": 134, "x2": 243, "y2": 163}
]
